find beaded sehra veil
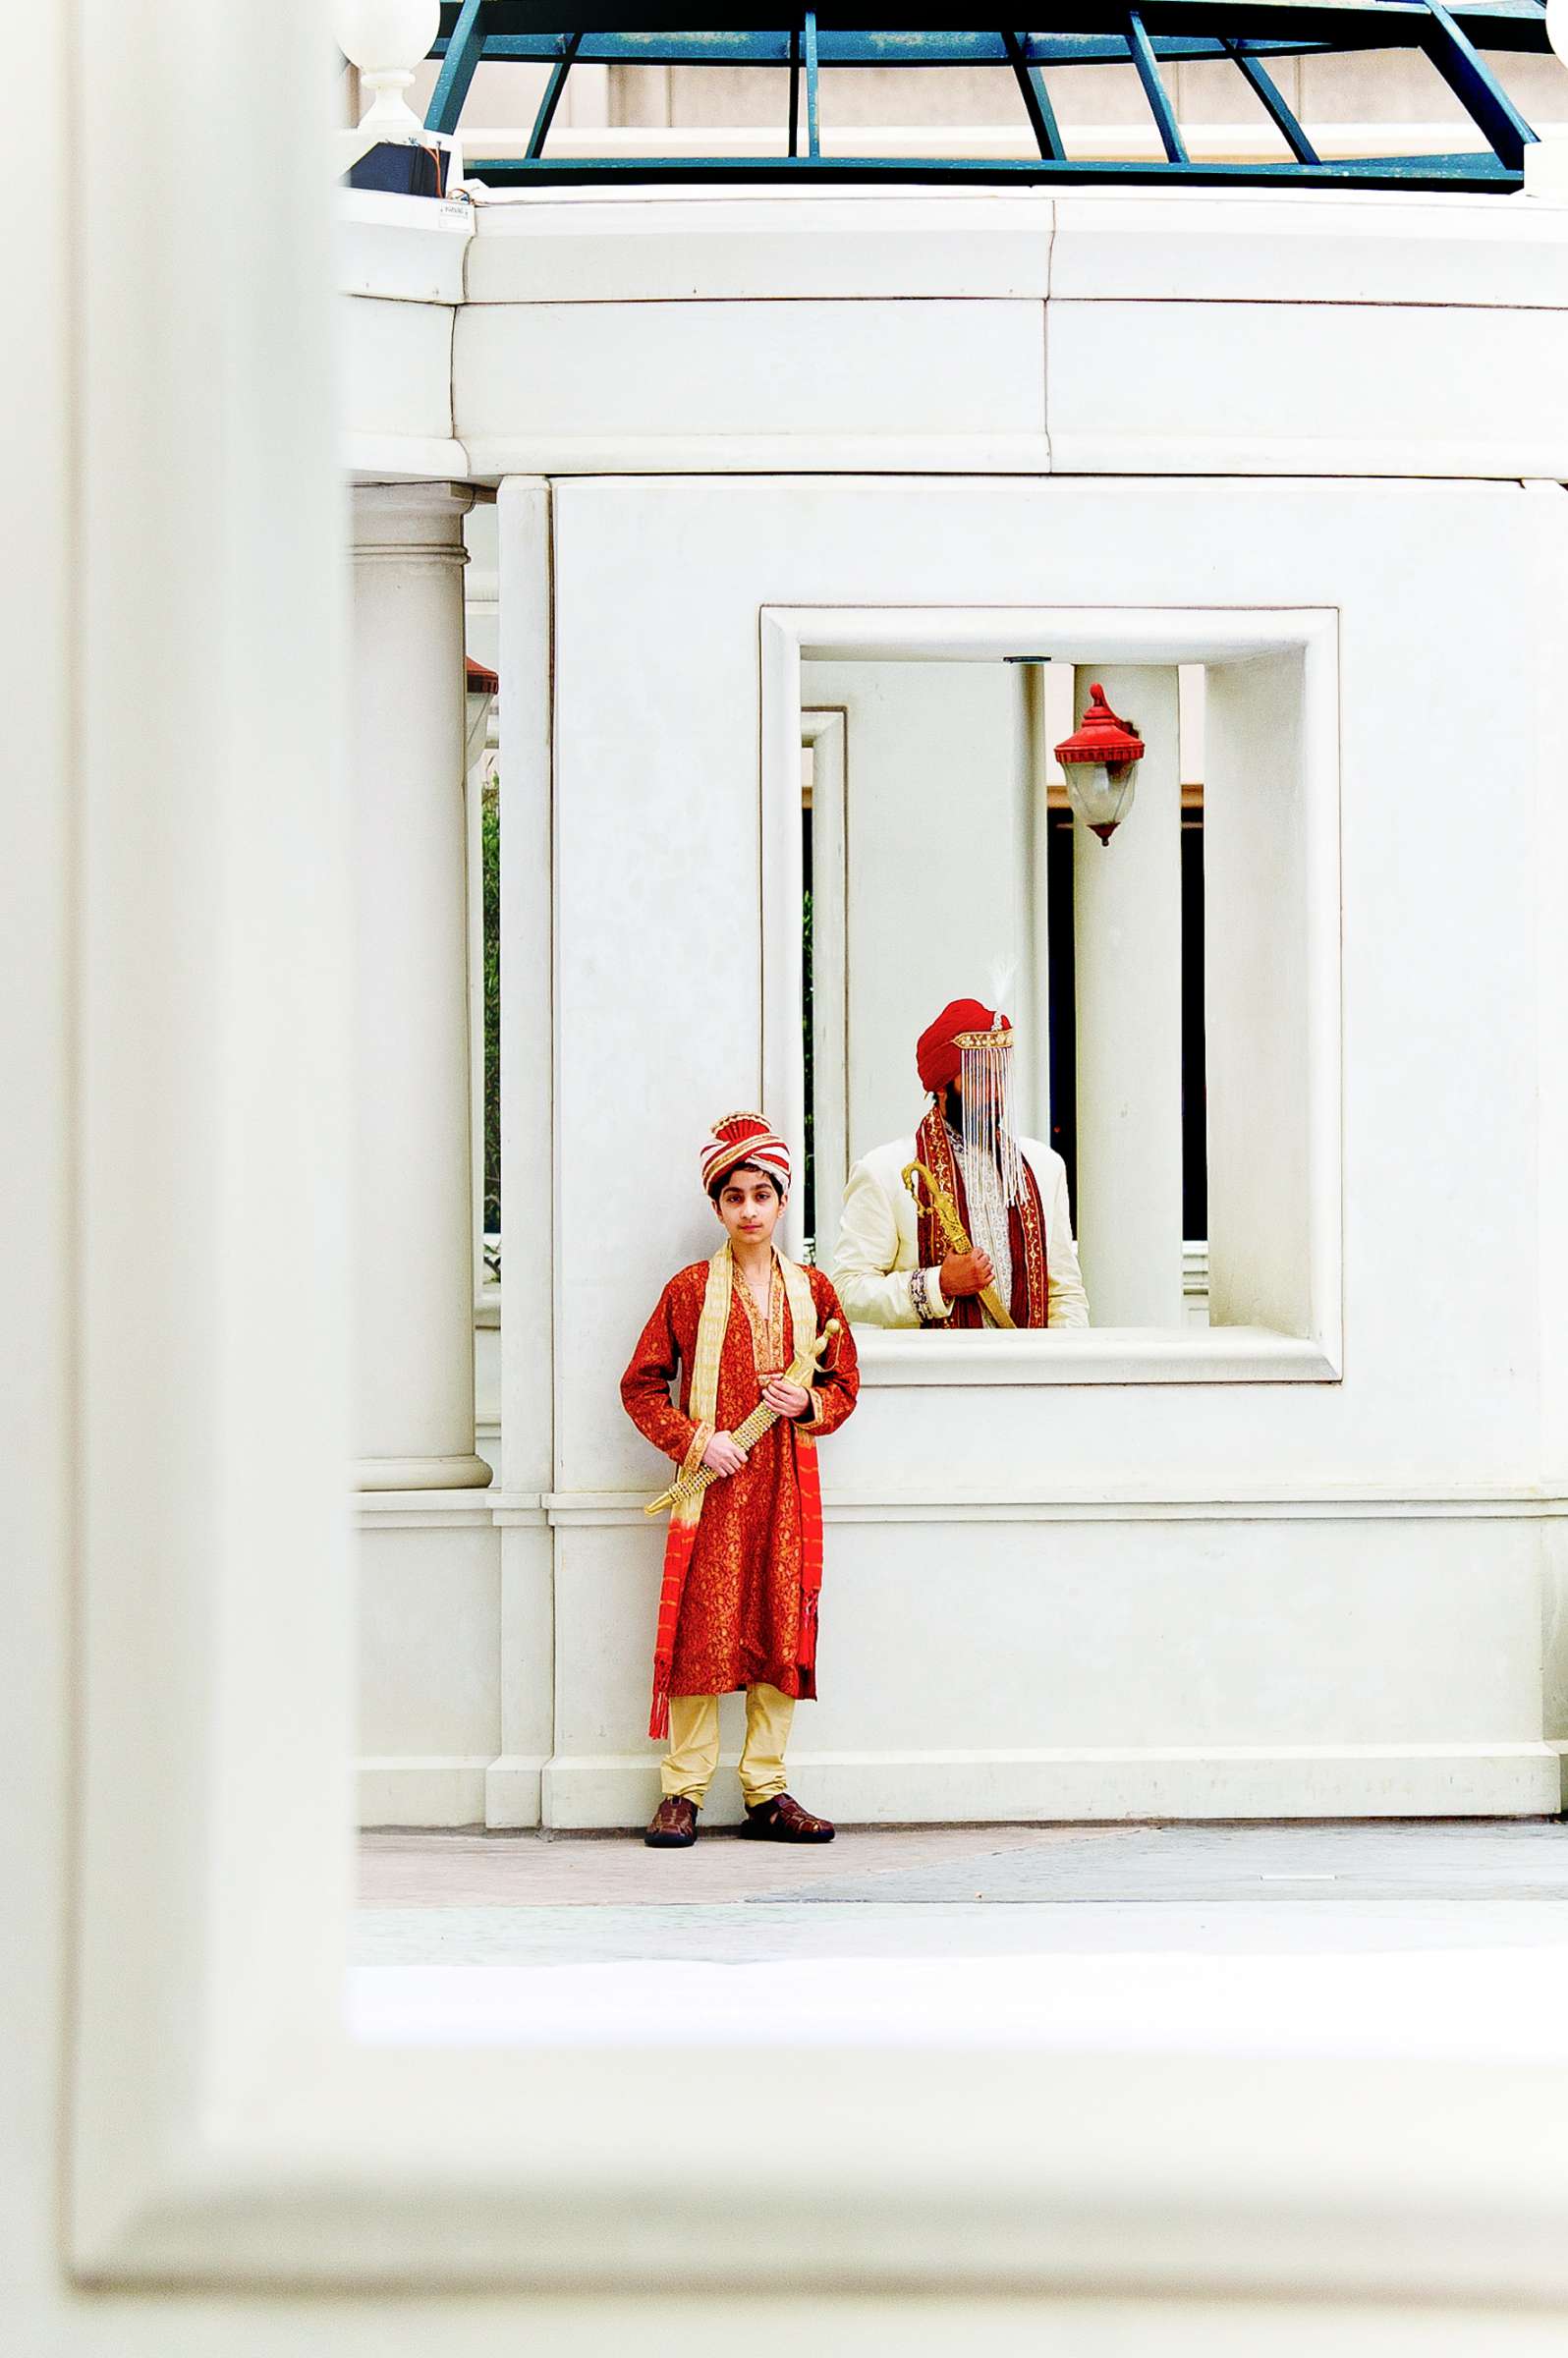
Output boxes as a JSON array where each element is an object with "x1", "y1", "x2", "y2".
[
  {"x1": 952, "y1": 959, "x2": 1025, "y2": 1256},
  {"x1": 954, "y1": 1022, "x2": 1024, "y2": 1256}
]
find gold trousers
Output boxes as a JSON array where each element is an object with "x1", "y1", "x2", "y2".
[{"x1": 661, "y1": 1682, "x2": 795, "y2": 1806}]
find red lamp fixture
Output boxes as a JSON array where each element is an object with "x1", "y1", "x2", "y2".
[
  {"x1": 1053, "y1": 683, "x2": 1146, "y2": 844},
  {"x1": 465, "y1": 653, "x2": 498, "y2": 773}
]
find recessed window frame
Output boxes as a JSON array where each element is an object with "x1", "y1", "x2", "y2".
[{"x1": 760, "y1": 605, "x2": 1343, "y2": 1386}]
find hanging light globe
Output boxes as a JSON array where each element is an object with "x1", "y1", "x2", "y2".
[{"x1": 1054, "y1": 683, "x2": 1146, "y2": 844}]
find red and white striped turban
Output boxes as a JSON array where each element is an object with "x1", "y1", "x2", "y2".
[{"x1": 700, "y1": 1111, "x2": 791, "y2": 1197}]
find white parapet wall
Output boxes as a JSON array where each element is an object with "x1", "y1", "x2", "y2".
[
  {"x1": 341, "y1": 181, "x2": 1568, "y2": 480},
  {"x1": 345, "y1": 184, "x2": 1568, "y2": 1827}
]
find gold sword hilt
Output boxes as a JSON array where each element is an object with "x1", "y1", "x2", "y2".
[
  {"x1": 644, "y1": 1320, "x2": 840, "y2": 1517},
  {"x1": 901, "y1": 1159, "x2": 1015, "y2": 1330}
]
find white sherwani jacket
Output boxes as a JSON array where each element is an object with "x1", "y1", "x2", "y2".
[{"x1": 831, "y1": 1135, "x2": 1091, "y2": 1329}]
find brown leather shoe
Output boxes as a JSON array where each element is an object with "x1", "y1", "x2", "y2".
[
  {"x1": 737, "y1": 1792, "x2": 835, "y2": 1842},
  {"x1": 644, "y1": 1794, "x2": 699, "y2": 1848}
]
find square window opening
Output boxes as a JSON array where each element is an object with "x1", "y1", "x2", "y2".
[{"x1": 763, "y1": 611, "x2": 1340, "y2": 1384}]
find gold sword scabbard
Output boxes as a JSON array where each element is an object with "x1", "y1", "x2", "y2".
[
  {"x1": 901, "y1": 1159, "x2": 1015, "y2": 1330},
  {"x1": 644, "y1": 1320, "x2": 840, "y2": 1517}
]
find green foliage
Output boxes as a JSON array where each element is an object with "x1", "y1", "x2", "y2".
[{"x1": 481, "y1": 785, "x2": 500, "y2": 1274}]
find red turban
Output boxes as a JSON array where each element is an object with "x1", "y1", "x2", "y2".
[
  {"x1": 700, "y1": 1110, "x2": 791, "y2": 1196},
  {"x1": 916, "y1": 999, "x2": 1011, "y2": 1095}
]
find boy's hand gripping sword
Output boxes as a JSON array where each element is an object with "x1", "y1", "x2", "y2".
[
  {"x1": 644, "y1": 1321, "x2": 841, "y2": 1517},
  {"x1": 901, "y1": 1159, "x2": 1016, "y2": 1330}
]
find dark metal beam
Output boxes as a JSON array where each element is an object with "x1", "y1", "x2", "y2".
[
  {"x1": 1223, "y1": 36, "x2": 1319, "y2": 161},
  {"x1": 804, "y1": 11, "x2": 821, "y2": 158},
  {"x1": 438, "y1": 29, "x2": 1333, "y2": 65},
  {"x1": 425, "y1": 0, "x2": 485, "y2": 134},
  {"x1": 524, "y1": 28, "x2": 583, "y2": 157},
  {"x1": 465, "y1": 148, "x2": 1522, "y2": 191},
  {"x1": 1002, "y1": 28, "x2": 1067, "y2": 161},
  {"x1": 431, "y1": 7, "x2": 1552, "y2": 63},
  {"x1": 1126, "y1": 9, "x2": 1189, "y2": 160},
  {"x1": 1419, "y1": 0, "x2": 1536, "y2": 166},
  {"x1": 425, "y1": 3, "x2": 1548, "y2": 194}
]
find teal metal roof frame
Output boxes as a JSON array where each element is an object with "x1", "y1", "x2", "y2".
[{"x1": 424, "y1": 6, "x2": 1556, "y2": 191}]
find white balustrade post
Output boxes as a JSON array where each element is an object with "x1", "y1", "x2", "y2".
[
  {"x1": 337, "y1": 0, "x2": 439, "y2": 146},
  {"x1": 352, "y1": 482, "x2": 489, "y2": 1489},
  {"x1": 1071, "y1": 664, "x2": 1185, "y2": 1327}
]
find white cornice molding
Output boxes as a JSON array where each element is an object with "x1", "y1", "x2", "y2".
[{"x1": 336, "y1": 185, "x2": 1568, "y2": 487}]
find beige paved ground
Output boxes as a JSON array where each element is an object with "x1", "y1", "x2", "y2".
[
  {"x1": 350, "y1": 1823, "x2": 1568, "y2": 2050},
  {"x1": 359, "y1": 1822, "x2": 1134, "y2": 1908}
]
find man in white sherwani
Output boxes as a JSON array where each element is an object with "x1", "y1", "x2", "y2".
[{"x1": 832, "y1": 995, "x2": 1089, "y2": 1331}]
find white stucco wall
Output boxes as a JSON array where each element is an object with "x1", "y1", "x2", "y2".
[
  {"x1": 526, "y1": 469, "x2": 1561, "y2": 1827},
  {"x1": 331, "y1": 180, "x2": 1568, "y2": 1830}
]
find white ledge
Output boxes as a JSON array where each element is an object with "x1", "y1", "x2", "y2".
[
  {"x1": 337, "y1": 189, "x2": 473, "y2": 305},
  {"x1": 342, "y1": 431, "x2": 468, "y2": 481},
  {"x1": 356, "y1": 1488, "x2": 542, "y2": 1531},
  {"x1": 544, "y1": 1485, "x2": 1566, "y2": 1528},
  {"x1": 851, "y1": 1323, "x2": 1338, "y2": 1385},
  {"x1": 364, "y1": 1479, "x2": 1568, "y2": 1528}
]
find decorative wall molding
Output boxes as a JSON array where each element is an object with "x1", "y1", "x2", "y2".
[
  {"x1": 354, "y1": 1485, "x2": 1568, "y2": 1530},
  {"x1": 356, "y1": 1488, "x2": 541, "y2": 1530},
  {"x1": 540, "y1": 1488, "x2": 1568, "y2": 1529}
]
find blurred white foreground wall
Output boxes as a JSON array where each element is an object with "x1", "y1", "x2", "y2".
[{"x1": 9, "y1": 2, "x2": 1568, "y2": 2349}]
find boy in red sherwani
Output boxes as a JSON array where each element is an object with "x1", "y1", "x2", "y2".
[{"x1": 621, "y1": 1113, "x2": 860, "y2": 1848}]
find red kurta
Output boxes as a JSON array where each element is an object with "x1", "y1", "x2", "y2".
[{"x1": 621, "y1": 1259, "x2": 860, "y2": 1699}]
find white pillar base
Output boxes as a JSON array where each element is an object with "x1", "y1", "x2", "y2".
[{"x1": 536, "y1": 1744, "x2": 1563, "y2": 1831}]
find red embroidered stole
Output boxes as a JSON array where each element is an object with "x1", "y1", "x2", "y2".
[
  {"x1": 793, "y1": 1420, "x2": 824, "y2": 1700},
  {"x1": 912, "y1": 1104, "x2": 1049, "y2": 1329}
]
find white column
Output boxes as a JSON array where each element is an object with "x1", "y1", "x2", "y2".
[
  {"x1": 1071, "y1": 664, "x2": 1185, "y2": 1327},
  {"x1": 352, "y1": 482, "x2": 490, "y2": 1488}
]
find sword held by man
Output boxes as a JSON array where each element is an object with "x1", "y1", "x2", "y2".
[{"x1": 901, "y1": 1159, "x2": 1016, "y2": 1330}]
